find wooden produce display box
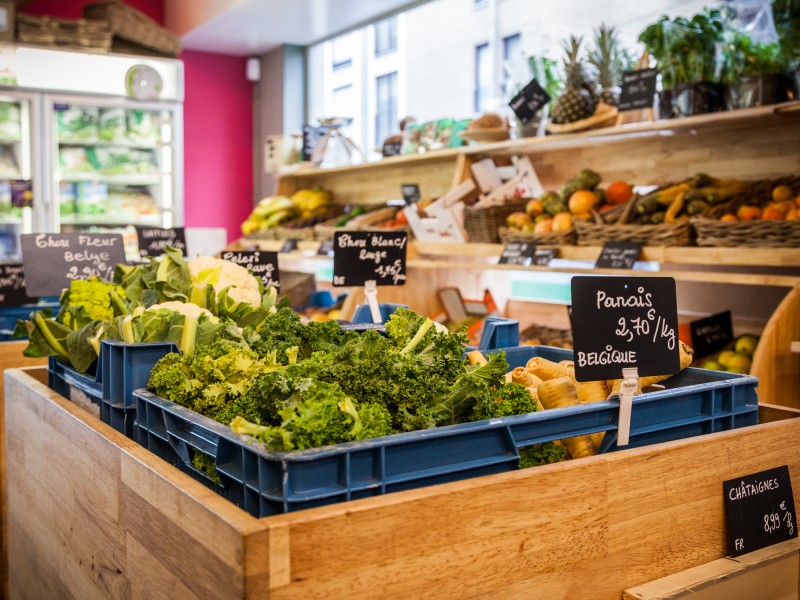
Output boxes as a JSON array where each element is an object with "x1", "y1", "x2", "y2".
[{"x1": 5, "y1": 366, "x2": 800, "y2": 599}]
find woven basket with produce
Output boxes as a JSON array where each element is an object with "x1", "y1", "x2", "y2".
[
  {"x1": 692, "y1": 177, "x2": 800, "y2": 247},
  {"x1": 241, "y1": 188, "x2": 334, "y2": 240},
  {"x1": 498, "y1": 169, "x2": 633, "y2": 246},
  {"x1": 575, "y1": 173, "x2": 749, "y2": 246}
]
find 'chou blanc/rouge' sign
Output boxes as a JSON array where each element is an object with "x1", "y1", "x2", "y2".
[
  {"x1": 332, "y1": 231, "x2": 408, "y2": 287},
  {"x1": 570, "y1": 276, "x2": 680, "y2": 382},
  {"x1": 20, "y1": 233, "x2": 127, "y2": 297}
]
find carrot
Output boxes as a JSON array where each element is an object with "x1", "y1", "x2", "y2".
[{"x1": 537, "y1": 377, "x2": 597, "y2": 458}]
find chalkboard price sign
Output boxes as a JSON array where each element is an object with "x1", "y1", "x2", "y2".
[
  {"x1": 724, "y1": 465, "x2": 797, "y2": 557},
  {"x1": 498, "y1": 241, "x2": 536, "y2": 266},
  {"x1": 135, "y1": 226, "x2": 186, "y2": 258},
  {"x1": 317, "y1": 239, "x2": 334, "y2": 256},
  {"x1": 220, "y1": 250, "x2": 280, "y2": 290},
  {"x1": 508, "y1": 78, "x2": 551, "y2": 124},
  {"x1": 20, "y1": 233, "x2": 126, "y2": 297},
  {"x1": 279, "y1": 238, "x2": 299, "y2": 253},
  {"x1": 596, "y1": 242, "x2": 642, "y2": 269},
  {"x1": 0, "y1": 263, "x2": 35, "y2": 306},
  {"x1": 690, "y1": 310, "x2": 734, "y2": 357},
  {"x1": 618, "y1": 68, "x2": 658, "y2": 111},
  {"x1": 532, "y1": 247, "x2": 558, "y2": 266},
  {"x1": 401, "y1": 183, "x2": 421, "y2": 205},
  {"x1": 332, "y1": 230, "x2": 407, "y2": 287},
  {"x1": 570, "y1": 276, "x2": 680, "y2": 381}
]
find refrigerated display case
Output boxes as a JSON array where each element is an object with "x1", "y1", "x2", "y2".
[
  {"x1": 0, "y1": 44, "x2": 183, "y2": 258},
  {"x1": 0, "y1": 90, "x2": 39, "y2": 259}
]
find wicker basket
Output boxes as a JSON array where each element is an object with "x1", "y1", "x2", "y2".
[
  {"x1": 497, "y1": 226, "x2": 576, "y2": 246},
  {"x1": 464, "y1": 201, "x2": 526, "y2": 243},
  {"x1": 575, "y1": 219, "x2": 694, "y2": 246},
  {"x1": 692, "y1": 218, "x2": 800, "y2": 247},
  {"x1": 17, "y1": 14, "x2": 112, "y2": 52},
  {"x1": 273, "y1": 226, "x2": 316, "y2": 242},
  {"x1": 83, "y1": 1, "x2": 181, "y2": 57},
  {"x1": 279, "y1": 271, "x2": 316, "y2": 309}
]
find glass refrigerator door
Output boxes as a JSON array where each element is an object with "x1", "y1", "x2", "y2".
[
  {"x1": 0, "y1": 92, "x2": 37, "y2": 260},
  {"x1": 45, "y1": 95, "x2": 182, "y2": 258}
]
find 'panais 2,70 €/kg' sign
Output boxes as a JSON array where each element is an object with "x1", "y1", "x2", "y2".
[
  {"x1": 332, "y1": 230, "x2": 407, "y2": 287},
  {"x1": 20, "y1": 233, "x2": 127, "y2": 297},
  {"x1": 570, "y1": 276, "x2": 680, "y2": 382},
  {"x1": 220, "y1": 250, "x2": 280, "y2": 289}
]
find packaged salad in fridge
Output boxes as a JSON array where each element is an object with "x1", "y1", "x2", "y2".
[
  {"x1": 126, "y1": 110, "x2": 158, "y2": 144},
  {"x1": 0, "y1": 102, "x2": 21, "y2": 140},
  {"x1": 57, "y1": 107, "x2": 99, "y2": 142},
  {"x1": 99, "y1": 108, "x2": 127, "y2": 142}
]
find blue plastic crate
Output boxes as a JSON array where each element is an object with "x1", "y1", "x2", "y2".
[
  {"x1": 48, "y1": 340, "x2": 176, "y2": 439},
  {"x1": 132, "y1": 345, "x2": 759, "y2": 518}
]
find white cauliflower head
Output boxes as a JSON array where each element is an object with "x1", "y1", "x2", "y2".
[
  {"x1": 187, "y1": 256, "x2": 262, "y2": 307},
  {"x1": 147, "y1": 301, "x2": 215, "y2": 319}
]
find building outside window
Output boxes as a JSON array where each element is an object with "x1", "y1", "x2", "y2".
[
  {"x1": 474, "y1": 42, "x2": 490, "y2": 113},
  {"x1": 332, "y1": 84, "x2": 354, "y2": 119},
  {"x1": 502, "y1": 33, "x2": 522, "y2": 97},
  {"x1": 375, "y1": 71, "x2": 398, "y2": 146},
  {"x1": 375, "y1": 15, "x2": 397, "y2": 56},
  {"x1": 332, "y1": 33, "x2": 354, "y2": 69}
]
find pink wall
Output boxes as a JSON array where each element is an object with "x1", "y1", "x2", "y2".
[
  {"x1": 181, "y1": 50, "x2": 253, "y2": 242},
  {"x1": 22, "y1": 0, "x2": 254, "y2": 243}
]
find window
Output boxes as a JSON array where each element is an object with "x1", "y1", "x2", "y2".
[
  {"x1": 374, "y1": 15, "x2": 397, "y2": 56},
  {"x1": 502, "y1": 33, "x2": 522, "y2": 96},
  {"x1": 375, "y1": 72, "x2": 397, "y2": 146},
  {"x1": 332, "y1": 84, "x2": 354, "y2": 118},
  {"x1": 474, "y1": 42, "x2": 491, "y2": 113},
  {"x1": 332, "y1": 33, "x2": 354, "y2": 69}
]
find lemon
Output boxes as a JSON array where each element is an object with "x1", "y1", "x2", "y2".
[
  {"x1": 726, "y1": 354, "x2": 752, "y2": 374},
  {"x1": 717, "y1": 350, "x2": 737, "y2": 368},
  {"x1": 734, "y1": 334, "x2": 758, "y2": 358},
  {"x1": 701, "y1": 360, "x2": 724, "y2": 371}
]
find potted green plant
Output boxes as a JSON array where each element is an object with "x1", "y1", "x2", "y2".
[
  {"x1": 723, "y1": 32, "x2": 791, "y2": 109},
  {"x1": 639, "y1": 8, "x2": 726, "y2": 119},
  {"x1": 772, "y1": 0, "x2": 800, "y2": 96}
]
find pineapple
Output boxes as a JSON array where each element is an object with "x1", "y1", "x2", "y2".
[
  {"x1": 588, "y1": 25, "x2": 626, "y2": 107},
  {"x1": 551, "y1": 36, "x2": 594, "y2": 124}
]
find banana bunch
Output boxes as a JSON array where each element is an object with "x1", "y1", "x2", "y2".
[
  {"x1": 241, "y1": 196, "x2": 298, "y2": 235},
  {"x1": 291, "y1": 188, "x2": 332, "y2": 218}
]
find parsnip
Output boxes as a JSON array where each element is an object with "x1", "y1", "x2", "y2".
[
  {"x1": 537, "y1": 377, "x2": 596, "y2": 458},
  {"x1": 526, "y1": 356, "x2": 571, "y2": 381}
]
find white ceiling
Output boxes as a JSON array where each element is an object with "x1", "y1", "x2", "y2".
[{"x1": 166, "y1": 0, "x2": 426, "y2": 56}]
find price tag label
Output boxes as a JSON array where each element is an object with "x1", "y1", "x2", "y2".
[
  {"x1": 20, "y1": 233, "x2": 126, "y2": 297},
  {"x1": 618, "y1": 68, "x2": 658, "y2": 112},
  {"x1": 401, "y1": 183, "x2": 421, "y2": 205},
  {"x1": 332, "y1": 230, "x2": 407, "y2": 287},
  {"x1": 532, "y1": 247, "x2": 558, "y2": 266},
  {"x1": 596, "y1": 242, "x2": 642, "y2": 270},
  {"x1": 279, "y1": 238, "x2": 299, "y2": 253},
  {"x1": 724, "y1": 466, "x2": 797, "y2": 557},
  {"x1": 220, "y1": 250, "x2": 280, "y2": 290},
  {"x1": 317, "y1": 239, "x2": 334, "y2": 256},
  {"x1": 383, "y1": 139, "x2": 402, "y2": 157},
  {"x1": 690, "y1": 310, "x2": 734, "y2": 357},
  {"x1": 135, "y1": 226, "x2": 186, "y2": 258},
  {"x1": 302, "y1": 124, "x2": 322, "y2": 162},
  {"x1": 0, "y1": 263, "x2": 35, "y2": 306},
  {"x1": 499, "y1": 241, "x2": 536, "y2": 266},
  {"x1": 508, "y1": 78, "x2": 551, "y2": 124},
  {"x1": 570, "y1": 276, "x2": 679, "y2": 381}
]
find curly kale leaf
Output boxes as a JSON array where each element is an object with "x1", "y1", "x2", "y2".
[{"x1": 471, "y1": 381, "x2": 538, "y2": 421}]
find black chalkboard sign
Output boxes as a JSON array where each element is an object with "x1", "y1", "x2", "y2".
[
  {"x1": 20, "y1": 233, "x2": 126, "y2": 297},
  {"x1": 508, "y1": 78, "x2": 551, "y2": 124},
  {"x1": 135, "y1": 226, "x2": 186, "y2": 258},
  {"x1": 332, "y1": 230, "x2": 407, "y2": 287},
  {"x1": 690, "y1": 310, "x2": 734, "y2": 357},
  {"x1": 220, "y1": 250, "x2": 280, "y2": 290},
  {"x1": 499, "y1": 241, "x2": 536, "y2": 266},
  {"x1": 382, "y1": 139, "x2": 402, "y2": 157},
  {"x1": 401, "y1": 183, "x2": 421, "y2": 206},
  {"x1": 532, "y1": 248, "x2": 558, "y2": 266},
  {"x1": 0, "y1": 263, "x2": 35, "y2": 306},
  {"x1": 302, "y1": 124, "x2": 322, "y2": 162},
  {"x1": 279, "y1": 238, "x2": 299, "y2": 253},
  {"x1": 724, "y1": 465, "x2": 797, "y2": 557},
  {"x1": 618, "y1": 68, "x2": 658, "y2": 112},
  {"x1": 596, "y1": 242, "x2": 642, "y2": 269},
  {"x1": 570, "y1": 276, "x2": 680, "y2": 382}
]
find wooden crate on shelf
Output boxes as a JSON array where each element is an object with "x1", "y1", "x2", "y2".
[
  {"x1": 83, "y1": 0, "x2": 181, "y2": 57},
  {"x1": 16, "y1": 13, "x2": 112, "y2": 52}
]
